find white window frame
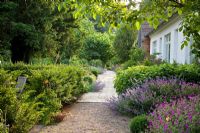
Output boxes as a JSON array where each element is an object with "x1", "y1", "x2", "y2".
[
  {"x1": 174, "y1": 29, "x2": 179, "y2": 61},
  {"x1": 152, "y1": 40, "x2": 157, "y2": 55},
  {"x1": 159, "y1": 37, "x2": 162, "y2": 58},
  {"x1": 164, "y1": 33, "x2": 171, "y2": 62}
]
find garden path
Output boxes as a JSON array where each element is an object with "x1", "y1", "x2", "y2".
[
  {"x1": 30, "y1": 70, "x2": 130, "y2": 133},
  {"x1": 78, "y1": 70, "x2": 117, "y2": 102}
]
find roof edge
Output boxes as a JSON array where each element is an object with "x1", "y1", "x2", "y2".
[{"x1": 146, "y1": 13, "x2": 180, "y2": 36}]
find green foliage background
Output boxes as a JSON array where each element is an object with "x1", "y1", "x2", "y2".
[{"x1": 113, "y1": 25, "x2": 137, "y2": 63}]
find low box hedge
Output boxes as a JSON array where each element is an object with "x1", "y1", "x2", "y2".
[{"x1": 115, "y1": 64, "x2": 200, "y2": 93}]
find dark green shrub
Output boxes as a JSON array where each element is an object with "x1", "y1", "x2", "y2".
[
  {"x1": 89, "y1": 66, "x2": 103, "y2": 77},
  {"x1": 89, "y1": 59, "x2": 103, "y2": 67},
  {"x1": 69, "y1": 57, "x2": 89, "y2": 67},
  {"x1": 121, "y1": 60, "x2": 137, "y2": 70},
  {"x1": 113, "y1": 24, "x2": 137, "y2": 63},
  {"x1": 129, "y1": 48, "x2": 145, "y2": 63},
  {"x1": 24, "y1": 65, "x2": 89, "y2": 124},
  {"x1": 115, "y1": 64, "x2": 200, "y2": 93},
  {"x1": 129, "y1": 115, "x2": 148, "y2": 133},
  {"x1": 80, "y1": 33, "x2": 113, "y2": 64}
]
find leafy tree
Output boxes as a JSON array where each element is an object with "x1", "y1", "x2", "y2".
[
  {"x1": 77, "y1": 19, "x2": 114, "y2": 64},
  {"x1": 81, "y1": 33, "x2": 113, "y2": 64},
  {"x1": 71, "y1": 0, "x2": 200, "y2": 58},
  {"x1": 113, "y1": 25, "x2": 137, "y2": 63},
  {"x1": 0, "y1": 0, "x2": 79, "y2": 63},
  {"x1": 58, "y1": 29, "x2": 82, "y2": 64}
]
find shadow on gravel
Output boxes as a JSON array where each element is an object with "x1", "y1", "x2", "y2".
[{"x1": 92, "y1": 81, "x2": 105, "y2": 92}]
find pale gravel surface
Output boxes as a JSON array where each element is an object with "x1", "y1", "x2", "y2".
[
  {"x1": 40, "y1": 103, "x2": 130, "y2": 133},
  {"x1": 30, "y1": 71, "x2": 131, "y2": 133},
  {"x1": 78, "y1": 71, "x2": 117, "y2": 103}
]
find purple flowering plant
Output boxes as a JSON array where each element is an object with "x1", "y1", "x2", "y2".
[
  {"x1": 147, "y1": 95, "x2": 200, "y2": 132},
  {"x1": 109, "y1": 77, "x2": 200, "y2": 115},
  {"x1": 147, "y1": 77, "x2": 200, "y2": 101}
]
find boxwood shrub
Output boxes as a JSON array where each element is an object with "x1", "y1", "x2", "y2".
[
  {"x1": 129, "y1": 114, "x2": 148, "y2": 133},
  {"x1": 115, "y1": 64, "x2": 200, "y2": 93}
]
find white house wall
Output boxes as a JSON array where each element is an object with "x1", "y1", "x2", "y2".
[{"x1": 149, "y1": 16, "x2": 192, "y2": 64}]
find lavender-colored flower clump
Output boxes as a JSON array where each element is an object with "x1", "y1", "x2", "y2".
[
  {"x1": 108, "y1": 77, "x2": 200, "y2": 115},
  {"x1": 148, "y1": 95, "x2": 200, "y2": 132}
]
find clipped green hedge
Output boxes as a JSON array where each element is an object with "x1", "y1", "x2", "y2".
[
  {"x1": 0, "y1": 63, "x2": 94, "y2": 132},
  {"x1": 115, "y1": 64, "x2": 200, "y2": 93}
]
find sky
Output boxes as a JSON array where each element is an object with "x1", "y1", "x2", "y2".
[{"x1": 122, "y1": 0, "x2": 142, "y2": 9}]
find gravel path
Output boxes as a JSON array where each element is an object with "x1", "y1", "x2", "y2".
[
  {"x1": 78, "y1": 70, "x2": 117, "y2": 103},
  {"x1": 31, "y1": 71, "x2": 131, "y2": 133}
]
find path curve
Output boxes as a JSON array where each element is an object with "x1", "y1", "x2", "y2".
[
  {"x1": 78, "y1": 70, "x2": 117, "y2": 103},
  {"x1": 32, "y1": 70, "x2": 131, "y2": 133}
]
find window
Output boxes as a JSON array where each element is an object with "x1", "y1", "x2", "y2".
[
  {"x1": 164, "y1": 33, "x2": 171, "y2": 62},
  {"x1": 174, "y1": 29, "x2": 178, "y2": 60},
  {"x1": 159, "y1": 37, "x2": 162, "y2": 57},
  {"x1": 152, "y1": 40, "x2": 157, "y2": 54}
]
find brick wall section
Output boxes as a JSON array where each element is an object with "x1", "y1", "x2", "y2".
[
  {"x1": 138, "y1": 22, "x2": 153, "y2": 48},
  {"x1": 142, "y1": 36, "x2": 150, "y2": 57}
]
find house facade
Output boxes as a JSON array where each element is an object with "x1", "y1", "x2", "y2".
[{"x1": 148, "y1": 14, "x2": 193, "y2": 64}]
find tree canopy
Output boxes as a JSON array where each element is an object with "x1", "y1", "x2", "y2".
[
  {"x1": 0, "y1": 0, "x2": 79, "y2": 63},
  {"x1": 0, "y1": 0, "x2": 200, "y2": 63},
  {"x1": 113, "y1": 24, "x2": 137, "y2": 63},
  {"x1": 73, "y1": 0, "x2": 200, "y2": 58}
]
